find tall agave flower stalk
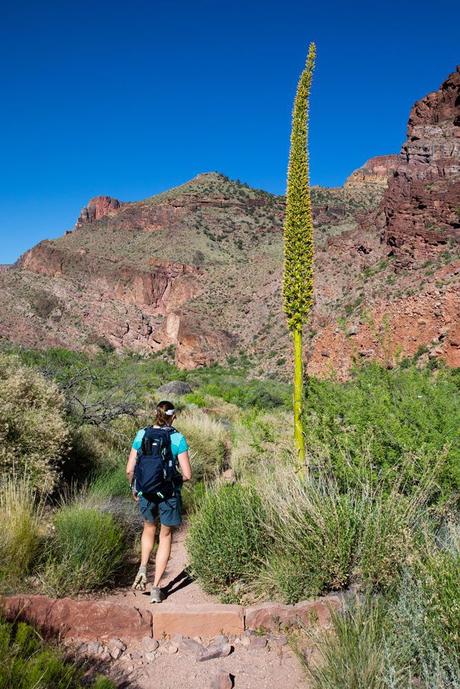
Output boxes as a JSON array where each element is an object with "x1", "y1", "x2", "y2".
[{"x1": 283, "y1": 43, "x2": 316, "y2": 472}]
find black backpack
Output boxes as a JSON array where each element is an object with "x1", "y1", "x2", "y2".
[{"x1": 134, "y1": 426, "x2": 180, "y2": 502}]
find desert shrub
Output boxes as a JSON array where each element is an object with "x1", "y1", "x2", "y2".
[
  {"x1": 89, "y1": 465, "x2": 131, "y2": 498},
  {"x1": 302, "y1": 599, "x2": 397, "y2": 689},
  {"x1": 0, "y1": 479, "x2": 43, "y2": 590},
  {"x1": 258, "y1": 472, "x2": 359, "y2": 602},
  {"x1": 29, "y1": 290, "x2": 62, "y2": 319},
  {"x1": 181, "y1": 480, "x2": 206, "y2": 514},
  {"x1": 62, "y1": 423, "x2": 117, "y2": 484},
  {"x1": 175, "y1": 409, "x2": 228, "y2": 482},
  {"x1": 415, "y1": 521, "x2": 460, "y2": 655},
  {"x1": 256, "y1": 468, "x2": 434, "y2": 603},
  {"x1": 304, "y1": 363, "x2": 460, "y2": 503},
  {"x1": 390, "y1": 572, "x2": 460, "y2": 687},
  {"x1": 64, "y1": 416, "x2": 149, "y2": 487},
  {"x1": 353, "y1": 466, "x2": 435, "y2": 592},
  {"x1": 41, "y1": 503, "x2": 127, "y2": 595},
  {"x1": 230, "y1": 409, "x2": 292, "y2": 481},
  {"x1": 306, "y1": 575, "x2": 460, "y2": 689},
  {"x1": 187, "y1": 483, "x2": 269, "y2": 597},
  {"x1": 0, "y1": 354, "x2": 69, "y2": 493},
  {"x1": 201, "y1": 377, "x2": 290, "y2": 409},
  {"x1": 302, "y1": 521, "x2": 460, "y2": 689},
  {"x1": 0, "y1": 618, "x2": 115, "y2": 689}
]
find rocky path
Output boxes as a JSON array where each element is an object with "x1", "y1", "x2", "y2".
[
  {"x1": 109, "y1": 634, "x2": 308, "y2": 689},
  {"x1": 95, "y1": 524, "x2": 309, "y2": 689},
  {"x1": 3, "y1": 512, "x2": 317, "y2": 687},
  {"x1": 102, "y1": 522, "x2": 215, "y2": 609}
]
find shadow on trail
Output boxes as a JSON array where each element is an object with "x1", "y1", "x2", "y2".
[
  {"x1": 162, "y1": 568, "x2": 195, "y2": 599},
  {"x1": 141, "y1": 568, "x2": 195, "y2": 600},
  {"x1": 73, "y1": 654, "x2": 142, "y2": 689}
]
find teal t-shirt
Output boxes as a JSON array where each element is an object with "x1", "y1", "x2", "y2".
[{"x1": 132, "y1": 427, "x2": 189, "y2": 458}]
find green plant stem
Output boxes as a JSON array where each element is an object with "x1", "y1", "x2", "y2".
[{"x1": 293, "y1": 326, "x2": 305, "y2": 472}]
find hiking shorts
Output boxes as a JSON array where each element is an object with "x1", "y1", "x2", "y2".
[{"x1": 139, "y1": 493, "x2": 182, "y2": 527}]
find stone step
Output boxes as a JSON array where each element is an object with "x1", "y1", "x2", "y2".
[
  {"x1": 152, "y1": 603, "x2": 244, "y2": 639},
  {"x1": 1, "y1": 593, "x2": 342, "y2": 642}
]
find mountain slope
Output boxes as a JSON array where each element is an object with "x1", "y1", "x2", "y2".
[{"x1": 0, "y1": 67, "x2": 458, "y2": 377}]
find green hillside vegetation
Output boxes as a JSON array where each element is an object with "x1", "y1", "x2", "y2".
[
  {"x1": 55, "y1": 173, "x2": 379, "y2": 269},
  {"x1": 0, "y1": 344, "x2": 458, "y2": 688}
]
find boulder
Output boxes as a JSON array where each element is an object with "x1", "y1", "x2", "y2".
[
  {"x1": 178, "y1": 636, "x2": 206, "y2": 655},
  {"x1": 141, "y1": 636, "x2": 159, "y2": 653},
  {"x1": 157, "y1": 380, "x2": 193, "y2": 396}
]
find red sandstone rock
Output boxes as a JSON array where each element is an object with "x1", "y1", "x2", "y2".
[
  {"x1": 76, "y1": 196, "x2": 123, "y2": 227},
  {"x1": 152, "y1": 604, "x2": 244, "y2": 640},
  {"x1": 403, "y1": 66, "x2": 460, "y2": 168},
  {"x1": 344, "y1": 155, "x2": 400, "y2": 189},
  {"x1": 245, "y1": 595, "x2": 342, "y2": 632},
  {"x1": 1, "y1": 595, "x2": 152, "y2": 642},
  {"x1": 175, "y1": 315, "x2": 236, "y2": 370},
  {"x1": 374, "y1": 67, "x2": 460, "y2": 268},
  {"x1": 18, "y1": 242, "x2": 202, "y2": 311}
]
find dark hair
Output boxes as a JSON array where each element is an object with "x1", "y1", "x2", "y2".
[{"x1": 154, "y1": 400, "x2": 175, "y2": 427}]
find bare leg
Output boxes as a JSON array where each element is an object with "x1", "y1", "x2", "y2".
[
  {"x1": 141, "y1": 521, "x2": 156, "y2": 567},
  {"x1": 153, "y1": 524, "x2": 173, "y2": 587}
]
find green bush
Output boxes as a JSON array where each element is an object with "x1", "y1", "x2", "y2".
[
  {"x1": 187, "y1": 483, "x2": 269, "y2": 598},
  {"x1": 260, "y1": 476, "x2": 358, "y2": 602},
  {"x1": 302, "y1": 599, "x2": 394, "y2": 689},
  {"x1": 256, "y1": 468, "x2": 435, "y2": 603},
  {"x1": 304, "y1": 363, "x2": 460, "y2": 503},
  {"x1": 0, "y1": 354, "x2": 69, "y2": 493},
  {"x1": 89, "y1": 465, "x2": 131, "y2": 498},
  {"x1": 181, "y1": 480, "x2": 206, "y2": 514},
  {"x1": 0, "y1": 479, "x2": 43, "y2": 591},
  {"x1": 201, "y1": 378, "x2": 290, "y2": 409},
  {"x1": 42, "y1": 504, "x2": 127, "y2": 595},
  {"x1": 0, "y1": 619, "x2": 115, "y2": 689},
  {"x1": 176, "y1": 409, "x2": 228, "y2": 482},
  {"x1": 302, "y1": 522, "x2": 460, "y2": 689}
]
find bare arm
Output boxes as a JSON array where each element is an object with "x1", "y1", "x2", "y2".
[
  {"x1": 178, "y1": 451, "x2": 192, "y2": 481},
  {"x1": 126, "y1": 447, "x2": 137, "y2": 485}
]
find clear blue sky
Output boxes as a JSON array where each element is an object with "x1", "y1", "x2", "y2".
[{"x1": 0, "y1": 0, "x2": 458, "y2": 263}]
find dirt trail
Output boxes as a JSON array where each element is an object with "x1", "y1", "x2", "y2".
[
  {"x1": 115, "y1": 640, "x2": 309, "y2": 689},
  {"x1": 98, "y1": 524, "x2": 309, "y2": 688},
  {"x1": 101, "y1": 523, "x2": 215, "y2": 608}
]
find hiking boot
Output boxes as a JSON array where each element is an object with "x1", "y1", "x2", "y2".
[{"x1": 150, "y1": 586, "x2": 164, "y2": 604}]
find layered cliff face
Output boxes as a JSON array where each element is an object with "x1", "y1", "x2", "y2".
[
  {"x1": 0, "y1": 67, "x2": 458, "y2": 377},
  {"x1": 378, "y1": 66, "x2": 460, "y2": 267},
  {"x1": 76, "y1": 196, "x2": 124, "y2": 227},
  {"x1": 309, "y1": 67, "x2": 460, "y2": 377}
]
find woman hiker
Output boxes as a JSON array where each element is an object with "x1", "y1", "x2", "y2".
[{"x1": 126, "y1": 400, "x2": 192, "y2": 603}]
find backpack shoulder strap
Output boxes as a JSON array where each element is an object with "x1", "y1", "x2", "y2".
[{"x1": 140, "y1": 426, "x2": 156, "y2": 455}]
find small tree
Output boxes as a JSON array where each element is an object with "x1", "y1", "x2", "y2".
[
  {"x1": 0, "y1": 354, "x2": 69, "y2": 493},
  {"x1": 283, "y1": 43, "x2": 316, "y2": 471}
]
